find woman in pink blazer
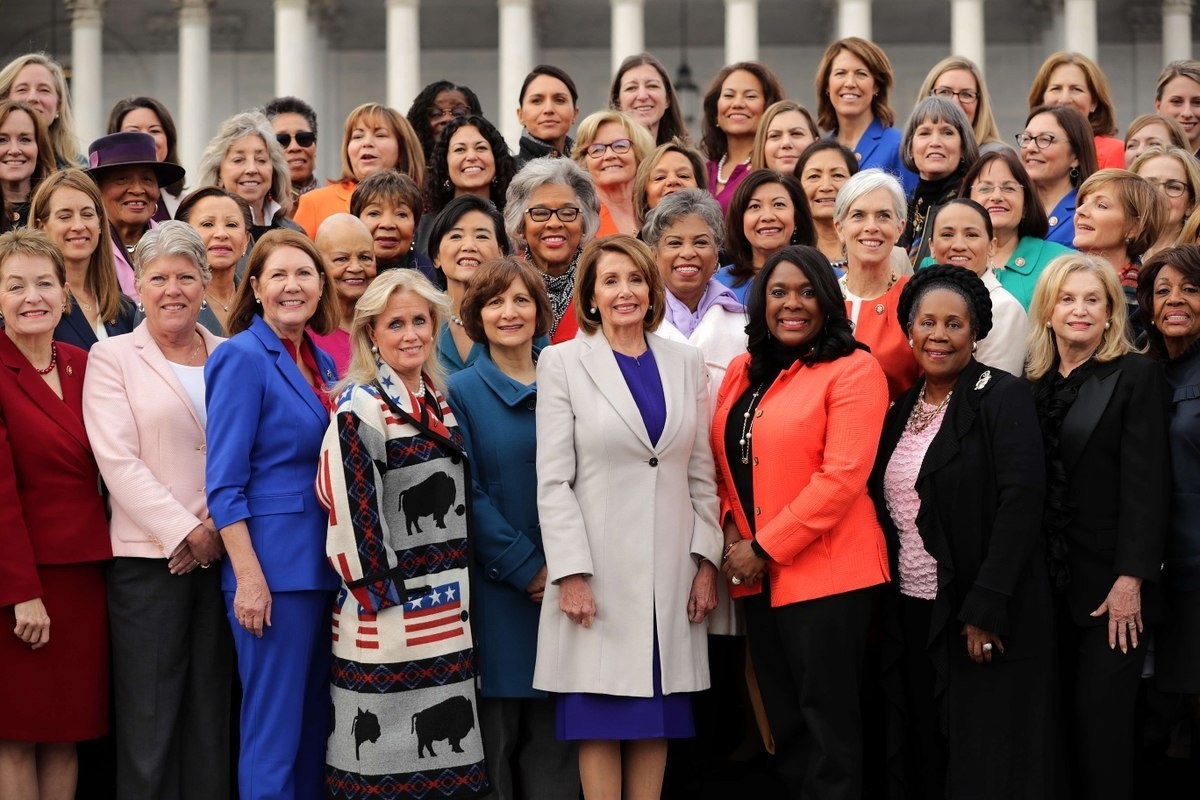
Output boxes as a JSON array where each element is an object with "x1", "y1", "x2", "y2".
[{"x1": 83, "y1": 221, "x2": 233, "y2": 799}]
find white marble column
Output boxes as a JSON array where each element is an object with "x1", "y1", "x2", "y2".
[
  {"x1": 67, "y1": 0, "x2": 105, "y2": 147},
  {"x1": 1063, "y1": 0, "x2": 1097, "y2": 59},
  {"x1": 499, "y1": 0, "x2": 534, "y2": 149},
  {"x1": 177, "y1": 0, "x2": 211, "y2": 180},
  {"x1": 1164, "y1": 0, "x2": 1194, "y2": 62},
  {"x1": 836, "y1": 0, "x2": 872, "y2": 40},
  {"x1": 725, "y1": 0, "x2": 759, "y2": 64},
  {"x1": 275, "y1": 0, "x2": 311, "y2": 100},
  {"x1": 387, "y1": 0, "x2": 420, "y2": 113},
  {"x1": 611, "y1": 0, "x2": 644, "y2": 74},
  {"x1": 950, "y1": 0, "x2": 986, "y2": 70}
]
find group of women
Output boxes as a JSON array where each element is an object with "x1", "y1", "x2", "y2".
[{"x1": 2, "y1": 33, "x2": 1200, "y2": 800}]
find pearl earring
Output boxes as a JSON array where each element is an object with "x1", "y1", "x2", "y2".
[{"x1": 907, "y1": 338, "x2": 914, "y2": 348}]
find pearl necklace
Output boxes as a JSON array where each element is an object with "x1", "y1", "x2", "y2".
[
  {"x1": 448, "y1": 313, "x2": 464, "y2": 327},
  {"x1": 738, "y1": 382, "x2": 769, "y2": 464},
  {"x1": 410, "y1": 374, "x2": 426, "y2": 399},
  {"x1": 716, "y1": 153, "x2": 751, "y2": 186}
]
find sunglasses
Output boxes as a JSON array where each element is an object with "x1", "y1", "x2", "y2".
[{"x1": 276, "y1": 131, "x2": 316, "y2": 148}]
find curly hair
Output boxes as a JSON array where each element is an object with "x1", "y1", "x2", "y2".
[
  {"x1": 424, "y1": 115, "x2": 516, "y2": 216},
  {"x1": 405, "y1": 80, "x2": 483, "y2": 167},
  {"x1": 745, "y1": 245, "x2": 864, "y2": 380},
  {"x1": 898, "y1": 263, "x2": 994, "y2": 342}
]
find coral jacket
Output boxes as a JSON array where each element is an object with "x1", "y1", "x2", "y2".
[{"x1": 711, "y1": 349, "x2": 891, "y2": 606}]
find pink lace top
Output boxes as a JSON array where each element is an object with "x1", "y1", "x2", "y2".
[{"x1": 883, "y1": 399, "x2": 947, "y2": 600}]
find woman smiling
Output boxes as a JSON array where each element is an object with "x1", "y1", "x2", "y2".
[
  {"x1": 197, "y1": 111, "x2": 298, "y2": 240},
  {"x1": 610, "y1": 53, "x2": 689, "y2": 146},
  {"x1": 0, "y1": 100, "x2": 55, "y2": 231},
  {"x1": 572, "y1": 110, "x2": 655, "y2": 237}
]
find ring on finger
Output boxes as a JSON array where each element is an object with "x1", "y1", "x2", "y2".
[
  {"x1": 982, "y1": 642, "x2": 993, "y2": 653},
  {"x1": 731, "y1": 576, "x2": 743, "y2": 585}
]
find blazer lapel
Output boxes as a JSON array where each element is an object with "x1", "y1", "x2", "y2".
[
  {"x1": 134, "y1": 323, "x2": 204, "y2": 432},
  {"x1": 58, "y1": 305, "x2": 99, "y2": 349},
  {"x1": 1060, "y1": 362, "x2": 1120, "y2": 473},
  {"x1": 251, "y1": 317, "x2": 328, "y2": 426},
  {"x1": 1, "y1": 336, "x2": 89, "y2": 450},
  {"x1": 579, "y1": 333, "x2": 654, "y2": 451},
  {"x1": 647, "y1": 334, "x2": 684, "y2": 452},
  {"x1": 917, "y1": 364, "x2": 989, "y2": 481},
  {"x1": 852, "y1": 118, "x2": 884, "y2": 165}
]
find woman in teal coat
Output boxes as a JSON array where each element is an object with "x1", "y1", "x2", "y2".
[{"x1": 445, "y1": 256, "x2": 579, "y2": 800}]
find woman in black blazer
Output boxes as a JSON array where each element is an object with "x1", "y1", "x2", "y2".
[
  {"x1": 1027, "y1": 253, "x2": 1170, "y2": 800},
  {"x1": 869, "y1": 266, "x2": 1056, "y2": 799}
]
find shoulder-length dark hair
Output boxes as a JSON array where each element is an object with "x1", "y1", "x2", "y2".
[
  {"x1": 725, "y1": 170, "x2": 815, "y2": 287},
  {"x1": 700, "y1": 61, "x2": 785, "y2": 162},
  {"x1": 425, "y1": 114, "x2": 516, "y2": 216},
  {"x1": 428, "y1": 194, "x2": 511, "y2": 266},
  {"x1": 609, "y1": 53, "x2": 690, "y2": 146},
  {"x1": 746, "y1": 245, "x2": 865, "y2": 380},
  {"x1": 1025, "y1": 104, "x2": 1098, "y2": 189},
  {"x1": 107, "y1": 96, "x2": 184, "y2": 196},
  {"x1": 959, "y1": 148, "x2": 1049, "y2": 240},
  {"x1": 1137, "y1": 243, "x2": 1200, "y2": 359},
  {"x1": 405, "y1": 80, "x2": 483, "y2": 166}
]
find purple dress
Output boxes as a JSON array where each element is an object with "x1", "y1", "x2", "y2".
[{"x1": 556, "y1": 348, "x2": 695, "y2": 740}]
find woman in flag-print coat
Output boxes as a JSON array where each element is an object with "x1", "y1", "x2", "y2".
[{"x1": 317, "y1": 268, "x2": 488, "y2": 800}]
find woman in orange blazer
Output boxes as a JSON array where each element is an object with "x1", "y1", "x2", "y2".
[
  {"x1": 0, "y1": 229, "x2": 111, "y2": 798},
  {"x1": 713, "y1": 245, "x2": 891, "y2": 799}
]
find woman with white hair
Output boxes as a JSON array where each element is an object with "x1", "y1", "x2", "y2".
[
  {"x1": 197, "y1": 110, "x2": 300, "y2": 240},
  {"x1": 84, "y1": 221, "x2": 232, "y2": 798},
  {"x1": 504, "y1": 157, "x2": 601, "y2": 343},
  {"x1": 835, "y1": 168, "x2": 919, "y2": 399}
]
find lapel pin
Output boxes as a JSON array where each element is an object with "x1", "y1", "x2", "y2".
[{"x1": 974, "y1": 370, "x2": 991, "y2": 391}]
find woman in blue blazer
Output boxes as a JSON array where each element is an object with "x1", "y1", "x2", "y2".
[
  {"x1": 205, "y1": 229, "x2": 341, "y2": 800},
  {"x1": 445, "y1": 257, "x2": 579, "y2": 800},
  {"x1": 815, "y1": 37, "x2": 918, "y2": 196}
]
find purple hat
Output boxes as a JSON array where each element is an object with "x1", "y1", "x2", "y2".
[{"x1": 85, "y1": 131, "x2": 185, "y2": 187}]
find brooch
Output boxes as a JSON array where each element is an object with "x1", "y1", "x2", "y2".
[{"x1": 974, "y1": 370, "x2": 991, "y2": 391}]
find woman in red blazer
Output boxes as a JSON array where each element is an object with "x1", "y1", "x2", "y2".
[
  {"x1": 0, "y1": 228, "x2": 110, "y2": 797},
  {"x1": 714, "y1": 245, "x2": 891, "y2": 799}
]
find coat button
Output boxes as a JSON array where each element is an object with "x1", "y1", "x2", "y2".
[
  {"x1": 648, "y1": 457, "x2": 659, "y2": 467},
  {"x1": 754, "y1": 506, "x2": 761, "y2": 515},
  {"x1": 752, "y1": 457, "x2": 759, "y2": 466},
  {"x1": 488, "y1": 568, "x2": 499, "y2": 579},
  {"x1": 525, "y1": 398, "x2": 536, "y2": 411},
  {"x1": 755, "y1": 409, "x2": 763, "y2": 418}
]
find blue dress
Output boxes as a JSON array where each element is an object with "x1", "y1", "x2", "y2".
[{"x1": 556, "y1": 348, "x2": 694, "y2": 740}]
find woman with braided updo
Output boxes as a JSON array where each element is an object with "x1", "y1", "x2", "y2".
[{"x1": 869, "y1": 265, "x2": 1057, "y2": 799}]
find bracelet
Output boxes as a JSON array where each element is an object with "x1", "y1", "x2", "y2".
[{"x1": 721, "y1": 542, "x2": 737, "y2": 562}]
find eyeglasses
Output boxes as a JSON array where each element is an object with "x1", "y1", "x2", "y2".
[
  {"x1": 428, "y1": 105, "x2": 470, "y2": 121},
  {"x1": 972, "y1": 182, "x2": 1023, "y2": 197},
  {"x1": 931, "y1": 86, "x2": 979, "y2": 103},
  {"x1": 1015, "y1": 132, "x2": 1059, "y2": 150},
  {"x1": 1146, "y1": 178, "x2": 1190, "y2": 198},
  {"x1": 276, "y1": 131, "x2": 316, "y2": 148},
  {"x1": 526, "y1": 206, "x2": 581, "y2": 223},
  {"x1": 586, "y1": 139, "x2": 633, "y2": 159}
]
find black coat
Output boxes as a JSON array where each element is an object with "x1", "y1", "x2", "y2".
[
  {"x1": 869, "y1": 359, "x2": 1057, "y2": 799},
  {"x1": 1033, "y1": 353, "x2": 1169, "y2": 627}
]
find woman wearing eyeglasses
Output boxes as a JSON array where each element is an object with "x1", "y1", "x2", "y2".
[
  {"x1": 1018, "y1": 105, "x2": 1098, "y2": 248},
  {"x1": 572, "y1": 111, "x2": 655, "y2": 237},
  {"x1": 1130, "y1": 145, "x2": 1200, "y2": 261},
  {"x1": 915, "y1": 56, "x2": 1005, "y2": 152},
  {"x1": 960, "y1": 149, "x2": 1072, "y2": 309},
  {"x1": 504, "y1": 158, "x2": 601, "y2": 344}
]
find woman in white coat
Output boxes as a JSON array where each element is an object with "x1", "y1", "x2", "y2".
[{"x1": 533, "y1": 234, "x2": 723, "y2": 799}]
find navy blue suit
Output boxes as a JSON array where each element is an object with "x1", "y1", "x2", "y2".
[{"x1": 205, "y1": 314, "x2": 339, "y2": 800}]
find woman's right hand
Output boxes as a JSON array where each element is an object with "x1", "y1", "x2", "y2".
[
  {"x1": 233, "y1": 571, "x2": 273, "y2": 638},
  {"x1": 558, "y1": 574, "x2": 596, "y2": 628},
  {"x1": 13, "y1": 598, "x2": 50, "y2": 649}
]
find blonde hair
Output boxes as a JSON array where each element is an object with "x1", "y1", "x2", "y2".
[
  {"x1": 1077, "y1": 168, "x2": 1168, "y2": 262},
  {"x1": 337, "y1": 268, "x2": 450, "y2": 396},
  {"x1": 1131, "y1": 145, "x2": 1200, "y2": 244},
  {"x1": 750, "y1": 100, "x2": 819, "y2": 171},
  {"x1": 1025, "y1": 253, "x2": 1133, "y2": 380},
  {"x1": 916, "y1": 55, "x2": 1003, "y2": 147},
  {"x1": 571, "y1": 110, "x2": 656, "y2": 174},
  {"x1": 0, "y1": 53, "x2": 80, "y2": 165}
]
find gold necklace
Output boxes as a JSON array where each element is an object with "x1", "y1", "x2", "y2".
[{"x1": 906, "y1": 384, "x2": 952, "y2": 434}]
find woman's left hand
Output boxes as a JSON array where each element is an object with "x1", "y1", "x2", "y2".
[
  {"x1": 722, "y1": 540, "x2": 766, "y2": 585},
  {"x1": 962, "y1": 624, "x2": 1005, "y2": 664},
  {"x1": 688, "y1": 561, "x2": 718, "y2": 623},
  {"x1": 1092, "y1": 575, "x2": 1143, "y2": 652}
]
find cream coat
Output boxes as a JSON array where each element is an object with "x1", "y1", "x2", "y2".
[
  {"x1": 84, "y1": 321, "x2": 225, "y2": 558},
  {"x1": 533, "y1": 331, "x2": 723, "y2": 697}
]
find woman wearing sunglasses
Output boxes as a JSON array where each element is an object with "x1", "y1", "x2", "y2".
[{"x1": 572, "y1": 111, "x2": 655, "y2": 237}]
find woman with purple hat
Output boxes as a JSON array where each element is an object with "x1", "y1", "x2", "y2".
[{"x1": 85, "y1": 131, "x2": 185, "y2": 298}]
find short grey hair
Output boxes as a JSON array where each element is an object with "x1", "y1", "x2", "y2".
[
  {"x1": 641, "y1": 188, "x2": 725, "y2": 250},
  {"x1": 900, "y1": 96, "x2": 980, "y2": 174},
  {"x1": 504, "y1": 157, "x2": 601, "y2": 250},
  {"x1": 133, "y1": 220, "x2": 211, "y2": 284},
  {"x1": 834, "y1": 168, "x2": 906, "y2": 223},
  {"x1": 196, "y1": 110, "x2": 293, "y2": 215}
]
